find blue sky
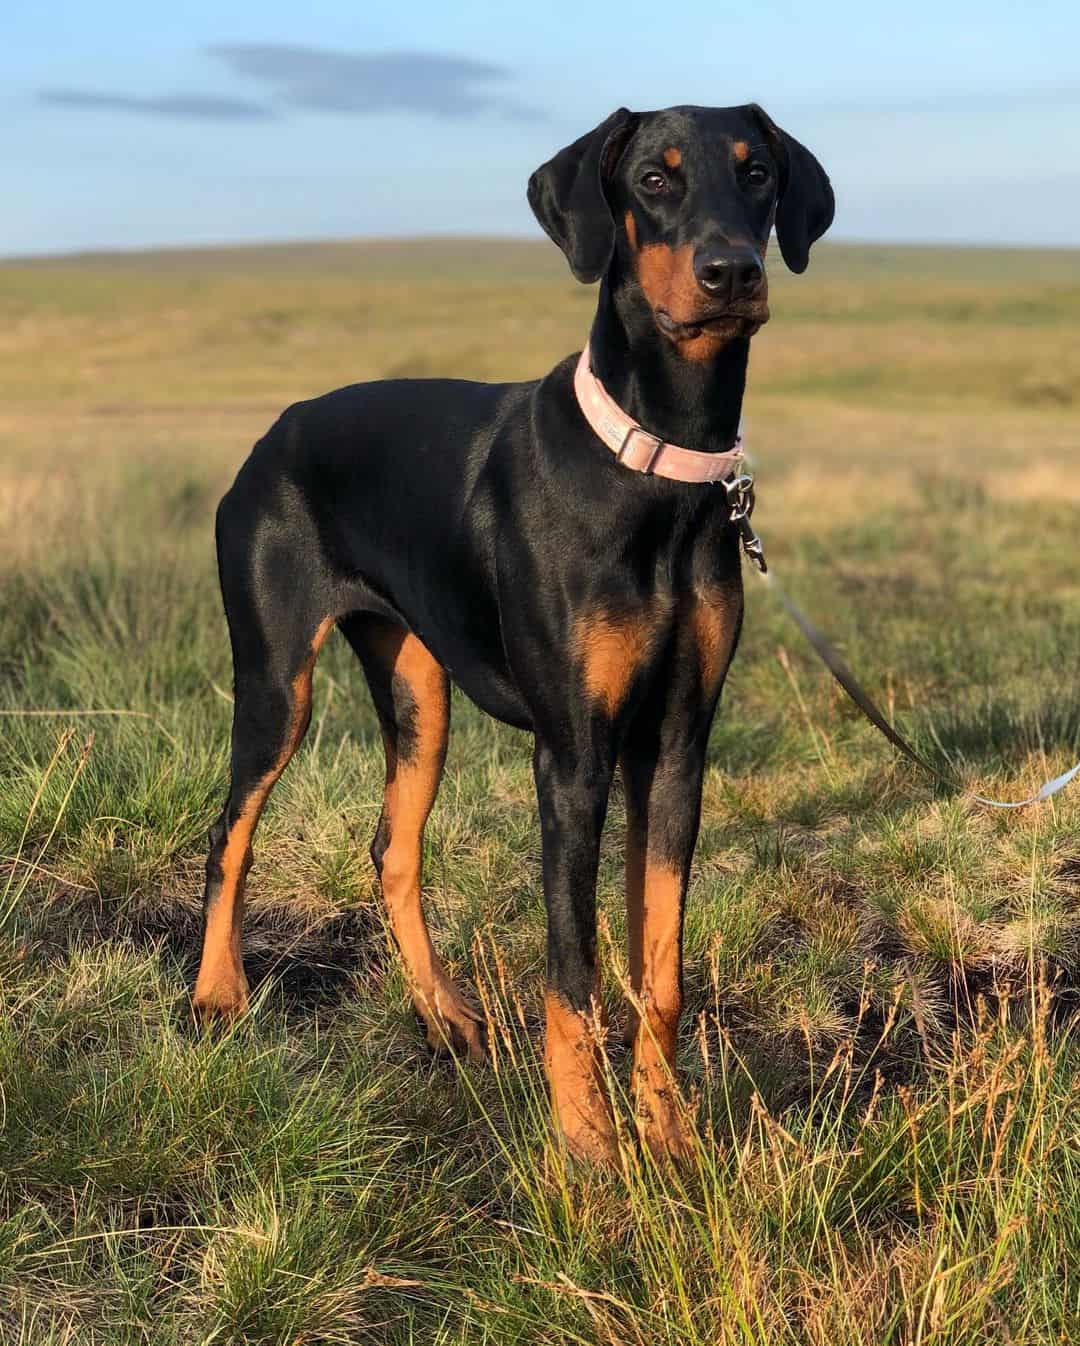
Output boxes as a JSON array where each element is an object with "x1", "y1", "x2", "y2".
[{"x1": 5, "y1": 0, "x2": 1080, "y2": 256}]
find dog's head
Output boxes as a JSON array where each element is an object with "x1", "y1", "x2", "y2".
[{"x1": 528, "y1": 104, "x2": 833, "y2": 361}]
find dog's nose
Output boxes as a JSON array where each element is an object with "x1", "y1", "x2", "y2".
[{"x1": 693, "y1": 246, "x2": 764, "y2": 302}]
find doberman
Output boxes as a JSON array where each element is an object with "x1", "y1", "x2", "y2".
[{"x1": 193, "y1": 103, "x2": 833, "y2": 1164}]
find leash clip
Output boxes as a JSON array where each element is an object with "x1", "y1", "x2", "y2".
[
  {"x1": 738, "y1": 517, "x2": 768, "y2": 573},
  {"x1": 723, "y1": 472, "x2": 755, "y2": 522},
  {"x1": 723, "y1": 473, "x2": 767, "y2": 573}
]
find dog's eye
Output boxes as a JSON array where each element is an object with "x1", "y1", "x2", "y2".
[
  {"x1": 640, "y1": 171, "x2": 667, "y2": 194},
  {"x1": 746, "y1": 162, "x2": 771, "y2": 187}
]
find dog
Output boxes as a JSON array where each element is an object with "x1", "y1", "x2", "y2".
[{"x1": 193, "y1": 103, "x2": 833, "y2": 1164}]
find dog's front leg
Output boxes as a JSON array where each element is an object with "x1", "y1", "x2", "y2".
[
  {"x1": 532, "y1": 736, "x2": 620, "y2": 1166},
  {"x1": 621, "y1": 735, "x2": 708, "y2": 1163}
]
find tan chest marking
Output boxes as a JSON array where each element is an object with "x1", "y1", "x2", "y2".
[
  {"x1": 574, "y1": 607, "x2": 666, "y2": 716},
  {"x1": 688, "y1": 586, "x2": 740, "y2": 693}
]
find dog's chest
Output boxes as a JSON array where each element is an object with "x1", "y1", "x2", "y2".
[{"x1": 572, "y1": 577, "x2": 740, "y2": 713}]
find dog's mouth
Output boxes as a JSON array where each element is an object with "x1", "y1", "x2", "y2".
[{"x1": 655, "y1": 306, "x2": 769, "y2": 342}]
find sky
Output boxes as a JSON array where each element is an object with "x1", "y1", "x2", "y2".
[{"x1": 4, "y1": 0, "x2": 1080, "y2": 256}]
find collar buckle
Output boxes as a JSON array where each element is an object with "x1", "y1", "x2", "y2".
[{"x1": 616, "y1": 426, "x2": 665, "y2": 474}]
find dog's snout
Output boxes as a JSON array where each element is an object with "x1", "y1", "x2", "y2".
[{"x1": 693, "y1": 246, "x2": 764, "y2": 302}]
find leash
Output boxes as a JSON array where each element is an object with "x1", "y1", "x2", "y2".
[{"x1": 731, "y1": 493, "x2": 1080, "y2": 809}]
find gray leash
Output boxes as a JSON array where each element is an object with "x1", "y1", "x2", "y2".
[{"x1": 723, "y1": 475, "x2": 1080, "y2": 810}]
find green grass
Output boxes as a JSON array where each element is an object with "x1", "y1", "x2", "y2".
[{"x1": 2, "y1": 237, "x2": 1080, "y2": 1342}]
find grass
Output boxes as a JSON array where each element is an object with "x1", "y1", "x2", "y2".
[{"x1": 2, "y1": 236, "x2": 1080, "y2": 1342}]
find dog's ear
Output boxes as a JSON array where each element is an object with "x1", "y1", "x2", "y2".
[
  {"x1": 527, "y1": 108, "x2": 640, "y2": 283},
  {"x1": 749, "y1": 104, "x2": 834, "y2": 274}
]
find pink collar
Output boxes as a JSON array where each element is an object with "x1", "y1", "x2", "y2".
[{"x1": 573, "y1": 345, "x2": 744, "y2": 485}]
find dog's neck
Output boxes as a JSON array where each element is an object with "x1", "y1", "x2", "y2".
[{"x1": 586, "y1": 278, "x2": 749, "y2": 455}]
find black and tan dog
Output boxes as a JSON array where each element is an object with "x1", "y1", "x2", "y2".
[{"x1": 193, "y1": 103, "x2": 833, "y2": 1163}]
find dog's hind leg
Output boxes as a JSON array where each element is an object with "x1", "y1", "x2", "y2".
[
  {"x1": 194, "y1": 610, "x2": 333, "y2": 1019},
  {"x1": 194, "y1": 482, "x2": 337, "y2": 1019},
  {"x1": 339, "y1": 613, "x2": 485, "y2": 1061}
]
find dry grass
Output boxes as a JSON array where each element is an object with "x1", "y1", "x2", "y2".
[{"x1": 2, "y1": 237, "x2": 1080, "y2": 1342}]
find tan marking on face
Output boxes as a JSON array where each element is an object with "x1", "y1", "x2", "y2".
[
  {"x1": 574, "y1": 608, "x2": 666, "y2": 716},
  {"x1": 635, "y1": 242, "x2": 734, "y2": 362},
  {"x1": 689, "y1": 585, "x2": 741, "y2": 692},
  {"x1": 195, "y1": 616, "x2": 335, "y2": 1016},
  {"x1": 624, "y1": 209, "x2": 637, "y2": 250},
  {"x1": 634, "y1": 240, "x2": 769, "y2": 362},
  {"x1": 732, "y1": 139, "x2": 750, "y2": 163},
  {"x1": 636, "y1": 241, "x2": 695, "y2": 317},
  {"x1": 662, "y1": 146, "x2": 682, "y2": 168},
  {"x1": 544, "y1": 989, "x2": 618, "y2": 1164}
]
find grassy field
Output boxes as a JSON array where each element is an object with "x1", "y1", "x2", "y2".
[{"x1": 2, "y1": 236, "x2": 1080, "y2": 1344}]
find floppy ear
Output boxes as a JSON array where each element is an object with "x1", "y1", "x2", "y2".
[
  {"x1": 750, "y1": 105, "x2": 834, "y2": 274},
  {"x1": 527, "y1": 108, "x2": 639, "y2": 283}
]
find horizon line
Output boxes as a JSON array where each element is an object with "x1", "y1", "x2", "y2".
[{"x1": 3, "y1": 230, "x2": 1080, "y2": 266}]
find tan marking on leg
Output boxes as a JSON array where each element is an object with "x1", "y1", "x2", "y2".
[
  {"x1": 194, "y1": 802, "x2": 258, "y2": 1017},
  {"x1": 632, "y1": 861, "x2": 694, "y2": 1161},
  {"x1": 194, "y1": 617, "x2": 334, "y2": 1018},
  {"x1": 573, "y1": 608, "x2": 665, "y2": 717},
  {"x1": 623, "y1": 795, "x2": 646, "y2": 1048},
  {"x1": 689, "y1": 585, "x2": 741, "y2": 694},
  {"x1": 544, "y1": 989, "x2": 618, "y2": 1165},
  {"x1": 373, "y1": 629, "x2": 484, "y2": 1060},
  {"x1": 732, "y1": 139, "x2": 750, "y2": 163},
  {"x1": 662, "y1": 146, "x2": 682, "y2": 168}
]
